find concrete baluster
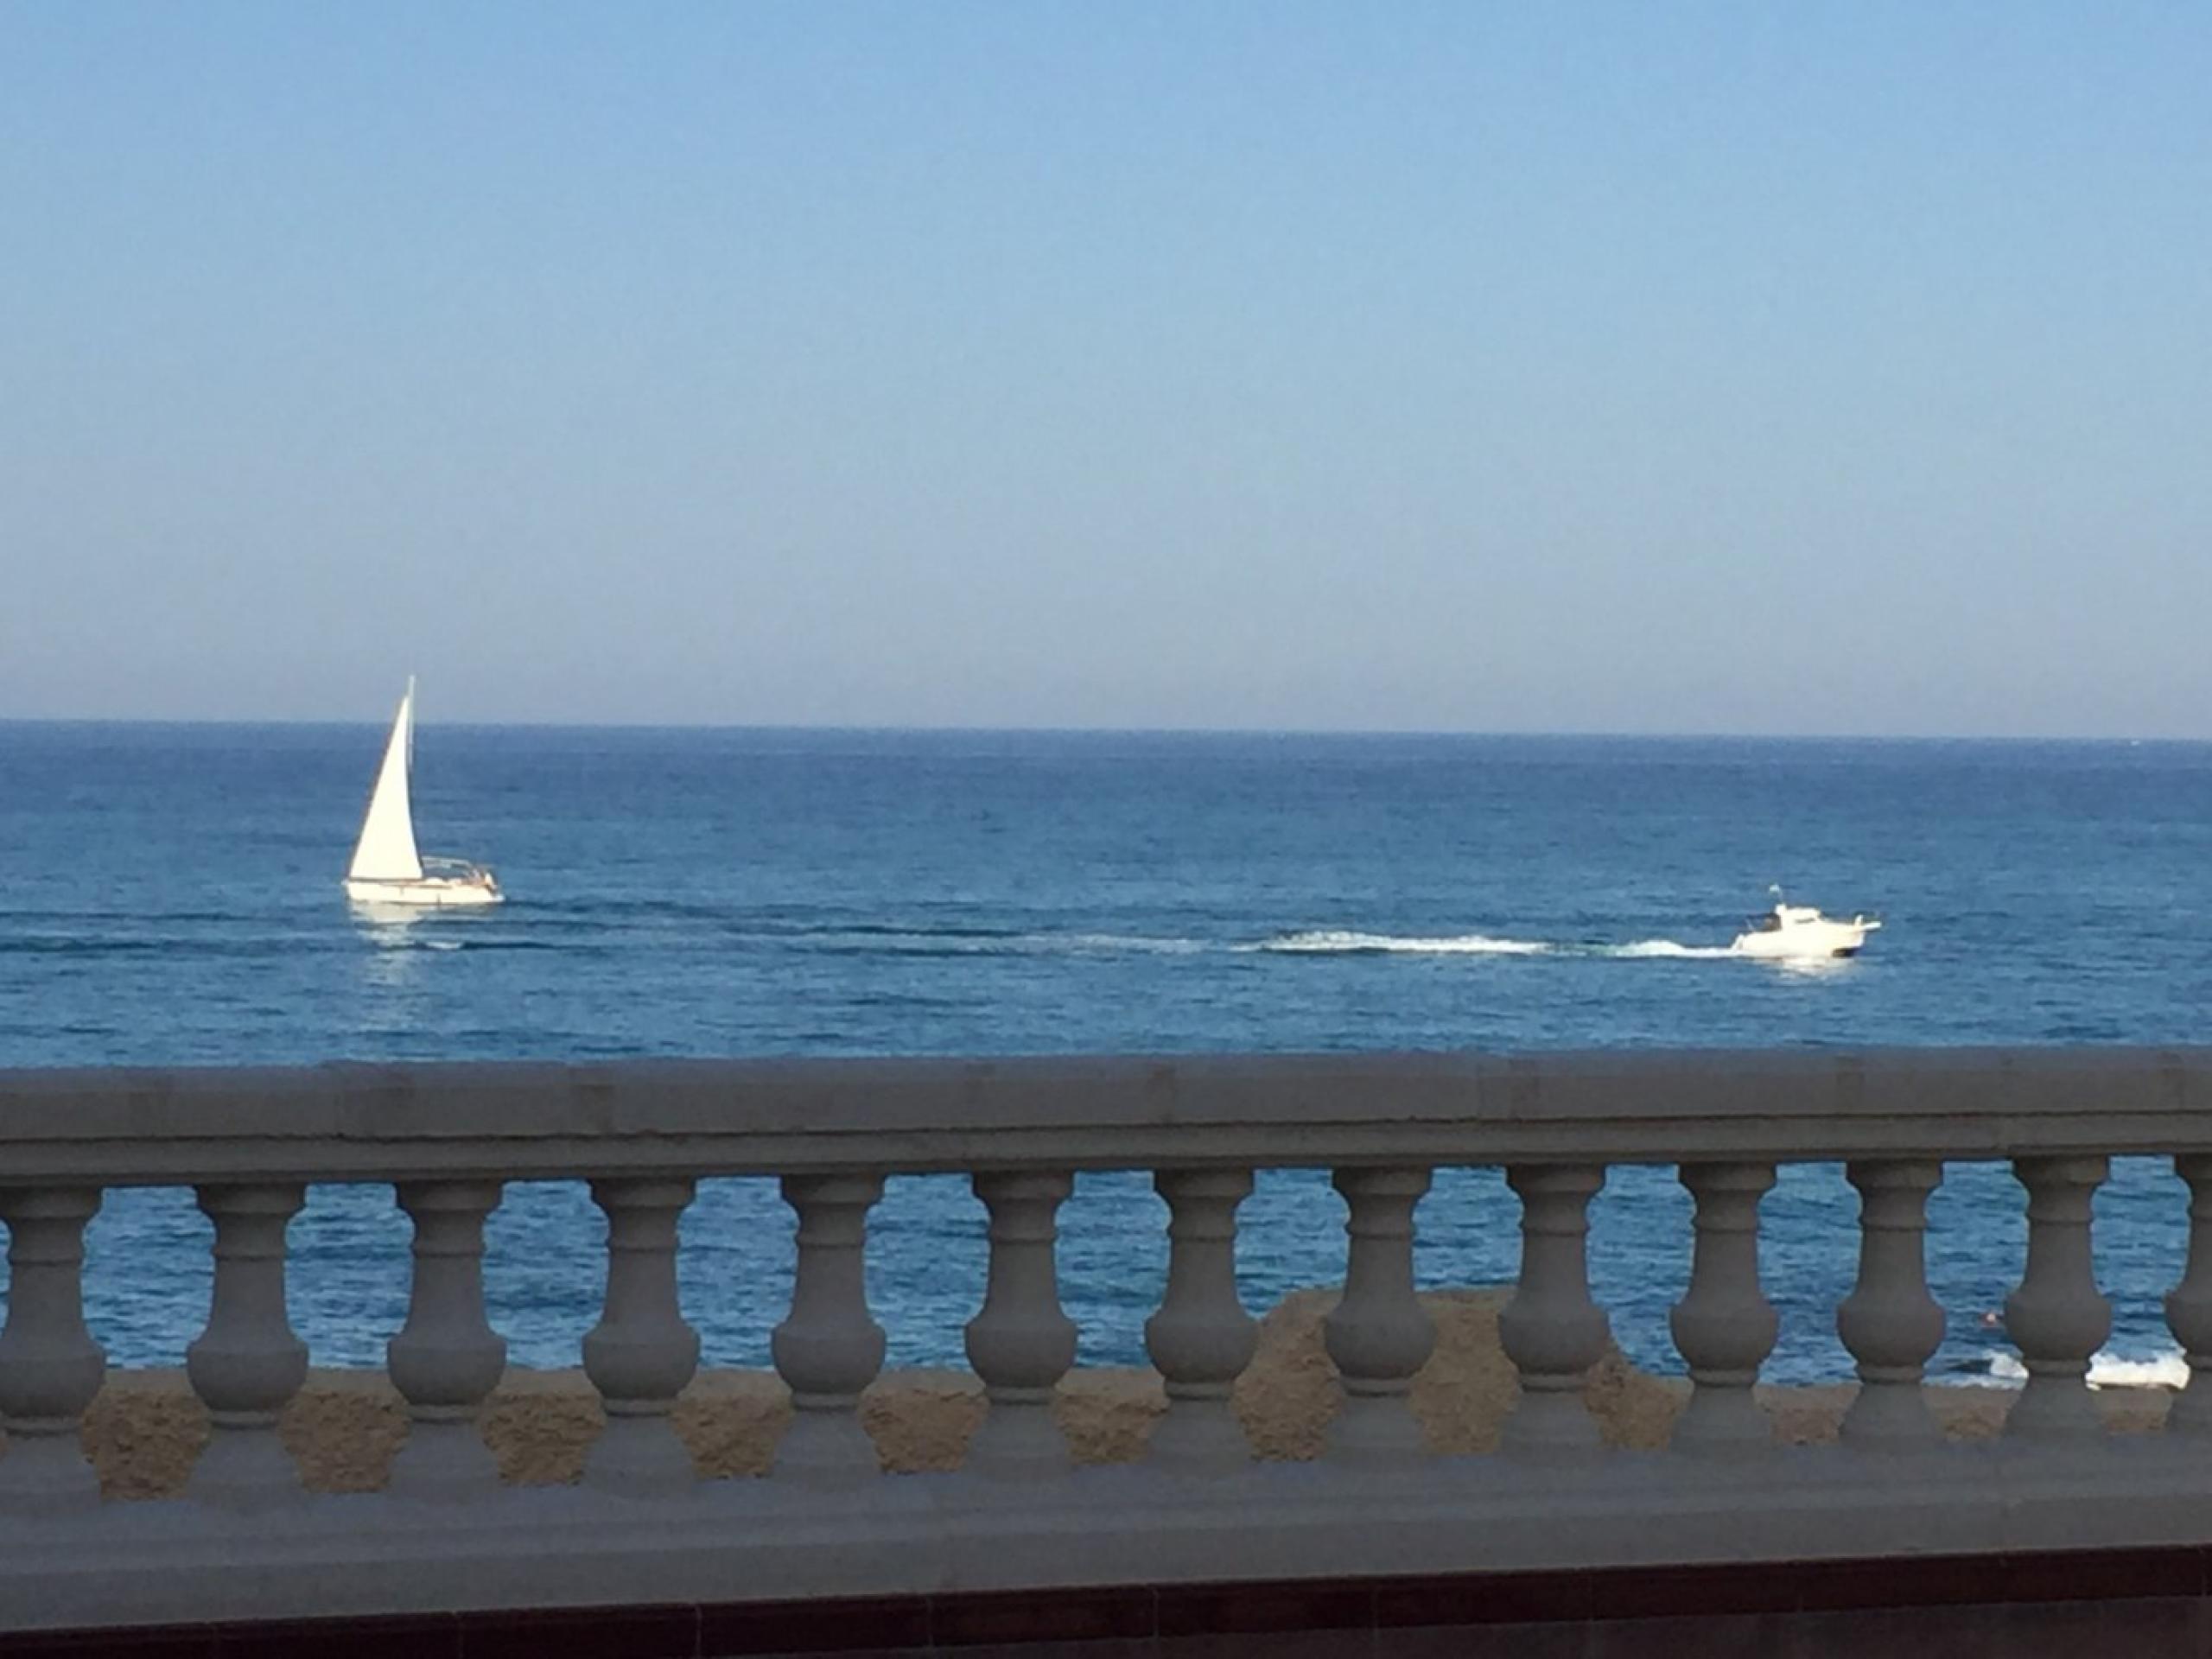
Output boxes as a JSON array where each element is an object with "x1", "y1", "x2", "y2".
[
  {"x1": 2004, "y1": 1155, "x2": 2111, "y2": 1442},
  {"x1": 583, "y1": 1178, "x2": 701, "y2": 1497},
  {"x1": 0, "y1": 1188, "x2": 107, "y2": 1515},
  {"x1": 1323, "y1": 1166, "x2": 1435, "y2": 1465},
  {"x1": 963, "y1": 1170, "x2": 1077, "y2": 1479},
  {"x1": 2165, "y1": 1155, "x2": 2212, "y2": 1438},
  {"x1": 1836, "y1": 1160, "x2": 1946, "y2": 1448},
  {"x1": 1499, "y1": 1165, "x2": 1611, "y2": 1453},
  {"x1": 772, "y1": 1173, "x2": 887, "y2": 1487},
  {"x1": 1145, "y1": 1168, "x2": 1258, "y2": 1476},
  {"x1": 386, "y1": 1180, "x2": 508, "y2": 1500},
  {"x1": 1669, "y1": 1162, "x2": 1777, "y2": 1454},
  {"x1": 186, "y1": 1183, "x2": 308, "y2": 1506}
]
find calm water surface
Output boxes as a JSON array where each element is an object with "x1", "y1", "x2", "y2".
[{"x1": 4, "y1": 725, "x2": 2209, "y2": 1383}]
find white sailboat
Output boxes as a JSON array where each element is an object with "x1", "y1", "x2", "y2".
[{"x1": 343, "y1": 678, "x2": 502, "y2": 907}]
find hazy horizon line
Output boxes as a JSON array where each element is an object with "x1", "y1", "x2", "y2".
[{"x1": 3, "y1": 715, "x2": 2206, "y2": 747}]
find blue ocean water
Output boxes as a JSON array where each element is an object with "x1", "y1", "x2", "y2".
[{"x1": 4, "y1": 723, "x2": 2212, "y2": 1387}]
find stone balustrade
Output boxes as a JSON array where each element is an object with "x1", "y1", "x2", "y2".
[{"x1": 3, "y1": 1048, "x2": 2212, "y2": 1634}]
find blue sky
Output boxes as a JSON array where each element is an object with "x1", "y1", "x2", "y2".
[{"x1": 3, "y1": 3, "x2": 2207, "y2": 734}]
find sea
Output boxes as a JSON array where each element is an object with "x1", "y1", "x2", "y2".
[{"x1": 4, "y1": 722, "x2": 2212, "y2": 1390}]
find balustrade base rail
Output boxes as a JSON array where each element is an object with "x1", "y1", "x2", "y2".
[{"x1": 2, "y1": 1440, "x2": 2209, "y2": 1632}]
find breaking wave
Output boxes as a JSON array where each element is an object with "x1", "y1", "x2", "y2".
[{"x1": 1982, "y1": 1349, "x2": 2189, "y2": 1389}]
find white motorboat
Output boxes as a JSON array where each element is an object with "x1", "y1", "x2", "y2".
[
  {"x1": 342, "y1": 678, "x2": 502, "y2": 908},
  {"x1": 1732, "y1": 889, "x2": 1878, "y2": 959}
]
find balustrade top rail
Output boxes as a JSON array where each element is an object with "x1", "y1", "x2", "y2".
[{"x1": 4, "y1": 1047, "x2": 2212, "y2": 1182}]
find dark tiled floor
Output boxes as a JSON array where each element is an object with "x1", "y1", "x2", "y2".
[
  {"x1": 701, "y1": 1597, "x2": 932, "y2": 1656},
  {"x1": 0, "y1": 1631, "x2": 221, "y2": 1659},
  {"x1": 936, "y1": 1588, "x2": 1155, "y2": 1648},
  {"x1": 222, "y1": 1615, "x2": 462, "y2": 1659},
  {"x1": 459, "y1": 1603, "x2": 699, "y2": 1659},
  {"x1": 14, "y1": 1548, "x2": 2212, "y2": 1658}
]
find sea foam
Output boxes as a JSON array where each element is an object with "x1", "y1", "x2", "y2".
[{"x1": 1982, "y1": 1349, "x2": 2190, "y2": 1389}]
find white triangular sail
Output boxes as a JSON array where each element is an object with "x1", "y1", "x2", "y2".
[{"x1": 348, "y1": 680, "x2": 423, "y2": 882}]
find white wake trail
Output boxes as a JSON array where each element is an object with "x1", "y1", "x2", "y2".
[
  {"x1": 1243, "y1": 930, "x2": 1554, "y2": 956},
  {"x1": 1243, "y1": 931, "x2": 1743, "y2": 960}
]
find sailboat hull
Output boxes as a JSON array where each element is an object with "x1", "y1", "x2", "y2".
[
  {"x1": 344, "y1": 875, "x2": 503, "y2": 908},
  {"x1": 346, "y1": 680, "x2": 501, "y2": 906}
]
